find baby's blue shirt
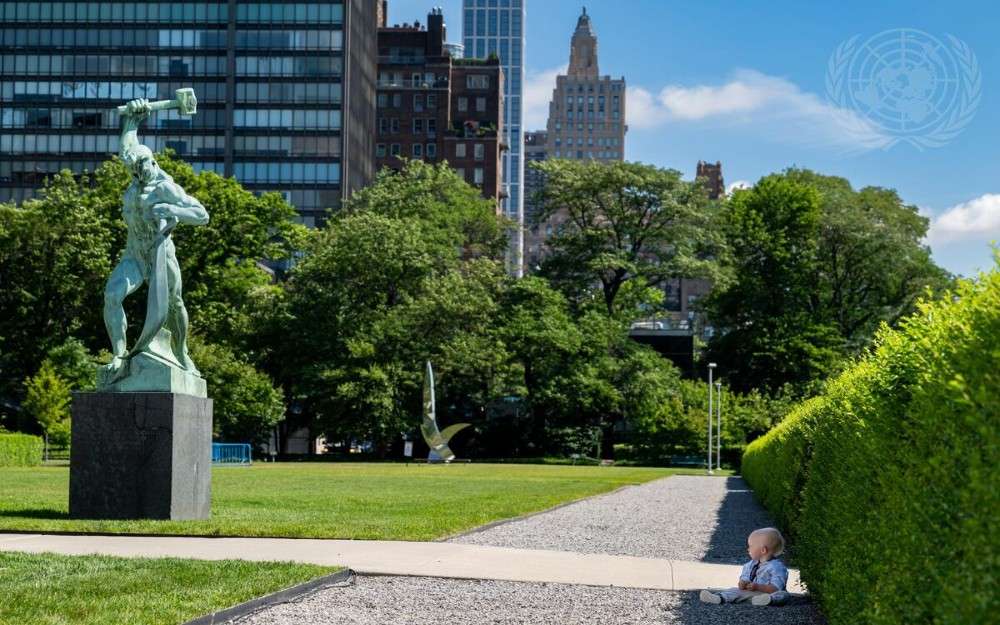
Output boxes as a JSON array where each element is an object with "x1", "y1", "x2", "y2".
[{"x1": 739, "y1": 558, "x2": 788, "y2": 592}]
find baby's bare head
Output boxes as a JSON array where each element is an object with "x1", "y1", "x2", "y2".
[{"x1": 748, "y1": 527, "x2": 785, "y2": 560}]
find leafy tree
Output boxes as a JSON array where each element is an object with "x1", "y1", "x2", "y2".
[
  {"x1": 345, "y1": 158, "x2": 507, "y2": 259},
  {"x1": 189, "y1": 339, "x2": 284, "y2": 446},
  {"x1": 43, "y1": 338, "x2": 101, "y2": 392},
  {"x1": 532, "y1": 159, "x2": 722, "y2": 318},
  {"x1": 22, "y1": 361, "x2": 72, "y2": 450},
  {"x1": 705, "y1": 170, "x2": 950, "y2": 394}
]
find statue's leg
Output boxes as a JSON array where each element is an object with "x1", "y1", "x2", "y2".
[
  {"x1": 164, "y1": 254, "x2": 199, "y2": 373},
  {"x1": 103, "y1": 257, "x2": 144, "y2": 370}
]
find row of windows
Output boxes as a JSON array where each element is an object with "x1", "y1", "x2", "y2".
[
  {"x1": 561, "y1": 82, "x2": 625, "y2": 94},
  {"x1": 235, "y1": 82, "x2": 342, "y2": 105},
  {"x1": 0, "y1": 158, "x2": 227, "y2": 182},
  {"x1": 0, "y1": 2, "x2": 229, "y2": 23},
  {"x1": 463, "y1": 0, "x2": 523, "y2": 7},
  {"x1": 233, "y1": 135, "x2": 341, "y2": 158},
  {"x1": 552, "y1": 136, "x2": 622, "y2": 148},
  {"x1": 377, "y1": 92, "x2": 440, "y2": 110},
  {"x1": 565, "y1": 110, "x2": 622, "y2": 121},
  {"x1": 0, "y1": 28, "x2": 344, "y2": 51},
  {"x1": 1, "y1": 132, "x2": 120, "y2": 154},
  {"x1": 235, "y1": 3, "x2": 343, "y2": 24},
  {"x1": 236, "y1": 56, "x2": 342, "y2": 78},
  {"x1": 1, "y1": 54, "x2": 227, "y2": 77},
  {"x1": 232, "y1": 161, "x2": 340, "y2": 184},
  {"x1": 553, "y1": 122, "x2": 625, "y2": 133},
  {"x1": 1, "y1": 107, "x2": 227, "y2": 130},
  {"x1": 375, "y1": 143, "x2": 438, "y2": 159},
  {"x1": 456, "y1": 96, "x2": 490, "y2": 112},
  {"x1": 234, "y1": 109, "x2": 342, "y2": 130},
  {"x1": 551, "y1": 150, "x2": 622, "y2": 160},
  {"x1": 377, "y1": 117, "x2": 438, "y2": 136},
  {"x1": 3, "y1": 81, "x2": 226, "y2": 103}
]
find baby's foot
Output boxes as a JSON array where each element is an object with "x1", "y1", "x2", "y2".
[
  {"x1": 752, "y1": 593, "x2": 772, "y2": 606},
  {"x1": 700, "y1": 590, "x2": 723, "y2": 604}
]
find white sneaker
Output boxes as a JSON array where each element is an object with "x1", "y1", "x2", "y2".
[
  {"x1": 752, "y1": 593, "x2": 772, "y2": 606},
  {"x1": 700, "y1": 590, "x2": 723, "y2": 604}
]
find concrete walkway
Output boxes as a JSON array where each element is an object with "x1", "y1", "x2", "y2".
[{"x1": 0, "y1": 532, "x2": 804, "y2": 592}]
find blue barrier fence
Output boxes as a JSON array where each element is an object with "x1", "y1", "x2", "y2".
[{"x1": 212, "y1": 443, "x2": 252, "y2": 465}]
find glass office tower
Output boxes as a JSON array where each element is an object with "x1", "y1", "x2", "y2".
[
  {"x1": 0, "y1": 1, "x2": 376, "y2": 225},
  {"x1": 462, "y1": 0, "x2": 524, "y2": 276}
]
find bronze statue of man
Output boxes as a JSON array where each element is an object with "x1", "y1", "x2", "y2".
[{"x1": 100, "y1": 97, "x2": 209, "y2": 386}]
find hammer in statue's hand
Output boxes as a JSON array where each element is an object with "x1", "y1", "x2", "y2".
[{"x1": 117, "y1": 88, "x2": 197, "y2": 116}]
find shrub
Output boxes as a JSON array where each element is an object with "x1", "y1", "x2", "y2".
[
  {"x1": 742, "y1": 263, "x2": 999, "y2": 625},
  {"x1": 0, "y1": 432, "x2": 44, "y2": 467}
]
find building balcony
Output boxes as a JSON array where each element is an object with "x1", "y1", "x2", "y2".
[{"x1": 378, "y1": 55, "x2": 426, "y2": 65}]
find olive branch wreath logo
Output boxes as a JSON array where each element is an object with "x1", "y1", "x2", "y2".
[{"x1": 825, "y1": 30, "x2": 981, "y2": 151}]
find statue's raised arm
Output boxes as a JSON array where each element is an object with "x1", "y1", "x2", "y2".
[{"x1": 98, "y1": 89, "x2": 209, "y2": 397}]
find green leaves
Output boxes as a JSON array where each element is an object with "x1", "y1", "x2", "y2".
[{"x1": 532, "y1": 159, "x2": 721, "y2": 318}]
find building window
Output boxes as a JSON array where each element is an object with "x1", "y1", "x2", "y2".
[
  {"x1": 473, "y1": 168, "x2": 484, "y2": 184},
  {"x1": 474, "y1": 144, "x2": 484, "y2": 160},
  {"x1": 455, "y1": 143, "x2": 466, "y2": 158},
  {"x1": 412, "y1": 143, "x2": 423, "y2": 157},
  {"x1": 457, "y1": 97, "x2": 468, "y2": 112},
  {"x1": 413, "y1": 94, "x2": 424, "y2": 112},
  {"x1": 390, "y1": 143, "x2": 401, "y2": 156},
  {"x1": 377, "y1": 93, "x2": 388, "y2": 107},
  {"x1": 413, "y1": 119, "x2": 424, "y2": 133},
  {"x1": 426, "y1": 143, "x2": 437, "y2": 158},
  {"x1": 476, "y1": 97, "x2": 486, "y2": 112},
  {"x1": 456, "y1": 167, "x2": 465, "y2": 180},
  {"x1": 379, "y1": 118, "x2": 389, "y2": 134},
  {"x1": 391, "y1": 118, "x2": 400, "y2": 133},
  {"x1": 392, "y1": 93, "x2": 402, "y2": 107},
  {"x1": 466, "y1": 74, "x2": 490, "y2": 89},
  {"x1": 376, "y1": 143, "x2": 387, "y2": 157},
  {"x1": 427, "y1": 94, "x2": 437, "y2": 109},
  {"x1": 427, "y1": 119, "x2": 437, "y2": 135}
]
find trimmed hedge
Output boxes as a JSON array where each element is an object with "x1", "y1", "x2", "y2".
[
  {"x1": 743, "y1": 266, "x2": 999, "y2": 625},
  {"x1": 0, "y1": 432, "x2": 44, "y2": 467}
]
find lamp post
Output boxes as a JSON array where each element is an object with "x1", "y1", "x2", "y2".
[
  {"x1": 716, "y1": 381, "x2": 723, "y2": 471},
  {"x1": 707, "y1": 362, "x2": 716, "y2": 474}
]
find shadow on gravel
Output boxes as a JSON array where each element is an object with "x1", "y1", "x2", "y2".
[
  {"x1": 702, "y1": 477, "x2": 778, "y2": 564},
  {"x1": 670, "y1": 590, "x2": 827, "y2": 625}
]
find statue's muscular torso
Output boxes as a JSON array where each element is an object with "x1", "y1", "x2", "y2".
[{"x1": 122, "y1": 179, "x2": 180, "y2": 275}]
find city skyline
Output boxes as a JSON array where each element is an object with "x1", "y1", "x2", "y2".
[{"x1": 387, "y1": 0, "x2": 1000, "y2": 278}]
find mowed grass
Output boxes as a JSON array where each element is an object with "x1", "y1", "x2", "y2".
[
  {"x1": 0, "y1": 551, "x2": 335, "y2": 625},
  {"x1": 0, "y1": 463, "x2": 701, "y2": 540}
]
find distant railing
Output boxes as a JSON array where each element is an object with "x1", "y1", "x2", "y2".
[{"x1": 212, "y1": 443, "x2": 252, "y2": 465}]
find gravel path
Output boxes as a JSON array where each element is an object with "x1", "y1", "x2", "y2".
[
  {"x1": 235, "y1": 575, "x2": 824, "y2": 625},
  {"x1": 451, "y1": 475, "x2": 776, "y2": 564},
  {"x1": 235, "y1": 476, "x2": 826, "y2": 624}
]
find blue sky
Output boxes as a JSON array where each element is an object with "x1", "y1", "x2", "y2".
[{"x1": 388, "y1": 0, "x2": 1000, "y2": 277}]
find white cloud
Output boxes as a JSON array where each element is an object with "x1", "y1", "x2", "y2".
[
  {"x1": 627, "y1": 69, "x2": 891, "y2": 152},
  {"x1": 726, "y1": 180, "x2": 752, "y2": 194},
  {"x1": 522, "y1": 64, "x2": 566, "y2": 131},
  {"x1": 927, "y1": 193, "x2": 1000, "y2": 245}
]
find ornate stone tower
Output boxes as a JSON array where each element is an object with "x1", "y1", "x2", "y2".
[{"x1": 568, "y1": 8, "x2": 599, "y2": 79}]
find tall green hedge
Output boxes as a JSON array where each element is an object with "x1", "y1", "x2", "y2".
[
  {"x1": 0, "y1": 432, "x2": 43, "y2": 467},
  {"x1": 742, "y1": 266, "x2": 999, "y2": 625}
]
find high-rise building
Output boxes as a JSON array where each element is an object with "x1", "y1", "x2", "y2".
[
  {"x1": 0, "y1": 0, "x2": 379, "y2": 226},
  {"x1": 374, "y1": 9, "x2": 504, "y2": 206},
  {"x1": 545, "y1": 8, "x2": 625, "y2": 162},
  {"x1": 462, "y1": 0, "x2": 524, "y2": 275},
  {"x1": 525, "y1": 7, "x2": 626, "y2": 273}
]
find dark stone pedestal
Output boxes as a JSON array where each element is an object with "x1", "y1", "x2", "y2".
[{"x1": 70, "y1": 392, "x2": 213, "y2": 520}]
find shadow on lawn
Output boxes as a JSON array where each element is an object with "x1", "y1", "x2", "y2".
[{"x1": 0, "y1": 508, "x2": 68, "y2": 520}]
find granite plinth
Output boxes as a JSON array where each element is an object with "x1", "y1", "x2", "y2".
[{"x1": 69, "y1": 392, "x2": 213, "y2": 520}]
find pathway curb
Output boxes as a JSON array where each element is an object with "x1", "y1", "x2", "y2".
[{"x1": 181, "y1": 568, "x2": 354, "y2": 625}]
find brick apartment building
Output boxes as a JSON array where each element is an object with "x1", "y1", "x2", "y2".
[{"x1": 374, "y1": 8, "x2": 504, "y2": 206}]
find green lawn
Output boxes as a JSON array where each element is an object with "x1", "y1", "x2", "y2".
[
  {"x1": 0, "y1": 551, "x2": 335, "y2": 625},
  {"x1": 0, "y1": 462, "x2": 711, "y2": 540}
]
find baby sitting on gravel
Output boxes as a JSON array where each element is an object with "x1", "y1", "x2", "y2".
[{"x1": 700, "y1": 527, "x2": 790, "y2": 607}]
